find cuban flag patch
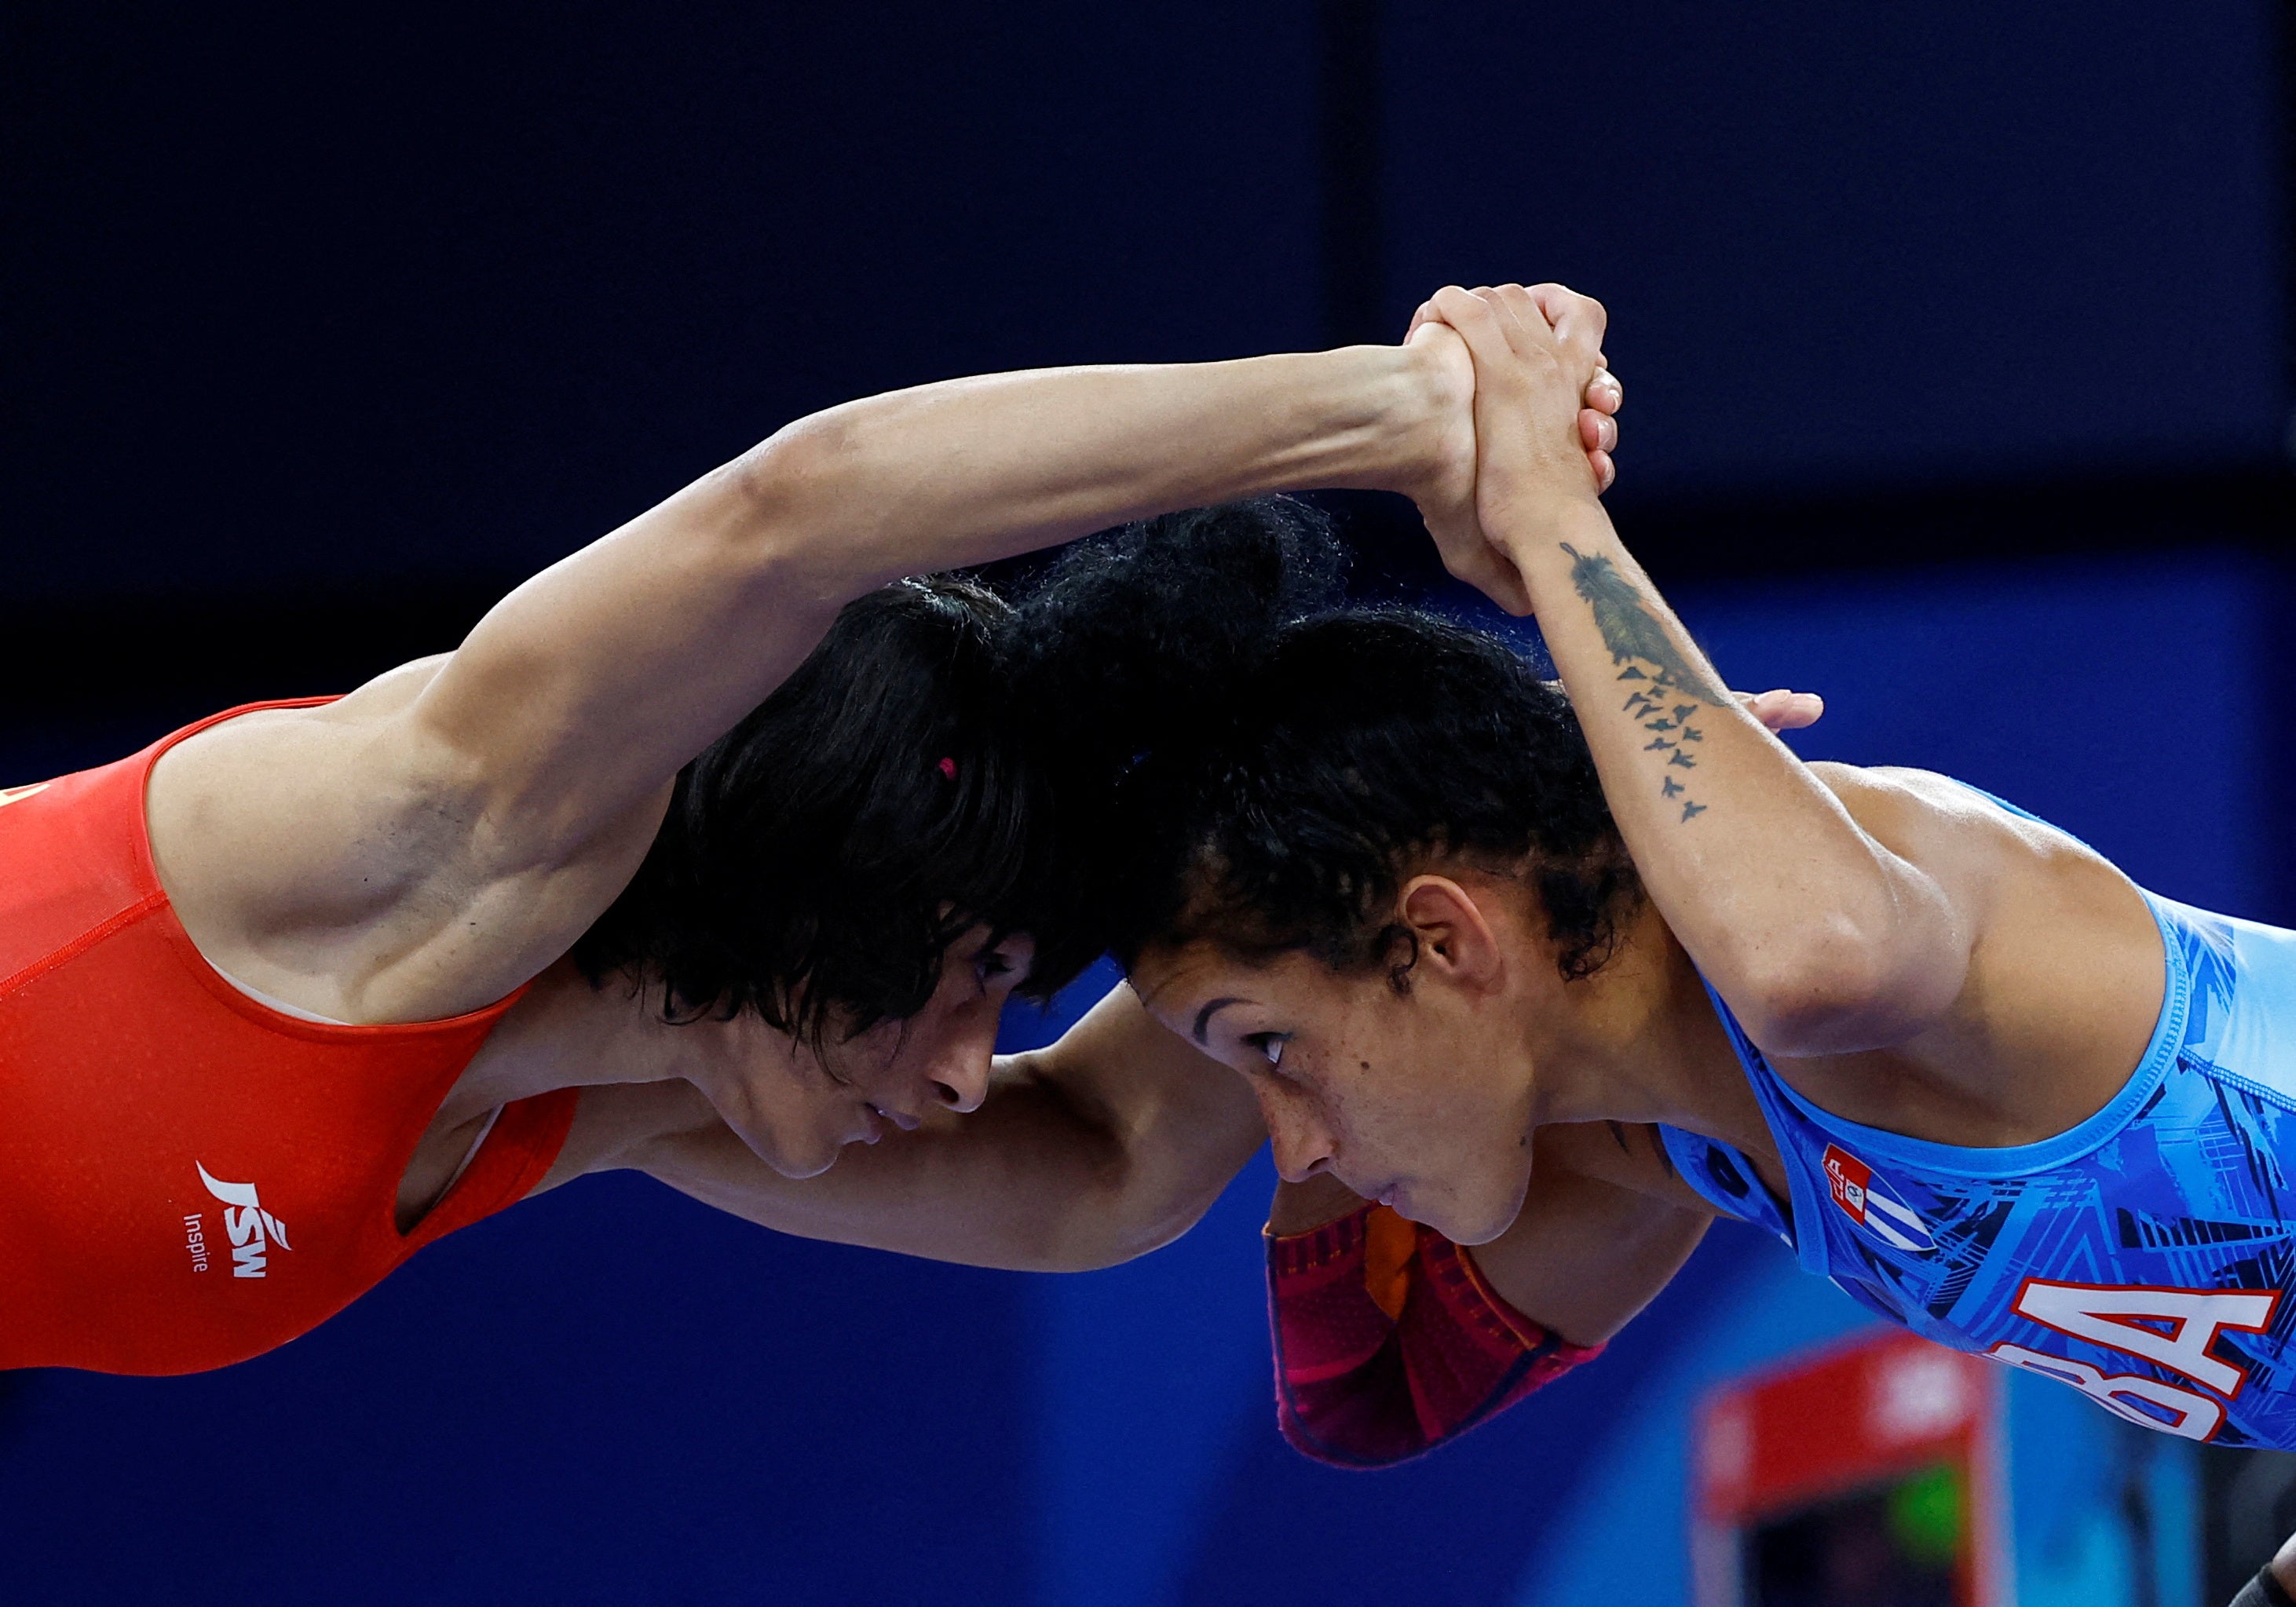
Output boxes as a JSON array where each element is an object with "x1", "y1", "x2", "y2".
[{"x1": 1822, "y1": 1144, "x2": 1934, "y2": 1254}]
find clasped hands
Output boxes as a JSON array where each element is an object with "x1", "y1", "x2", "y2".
[{"x1": 1398, "y1": 280, "x2": 1820, "y2": 735}]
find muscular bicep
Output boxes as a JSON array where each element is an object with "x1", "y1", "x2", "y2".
[
  {"x1": 401, "y1": 458, "x2": 842, "y2": 867},
  {"x1": 1669, "y1": 760, "x2": 1993, "y2": 1057},
  {"x1": 1803, "y1": 763, "x2": 2167, "y2": 1119},
  {"x1": 144, "y1": 657, "x2": 668, "y2": 1023}
]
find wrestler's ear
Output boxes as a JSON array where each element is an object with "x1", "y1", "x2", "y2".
[{"x1": 1396, "y1": 875, "x2": 1504, "y2": 994}]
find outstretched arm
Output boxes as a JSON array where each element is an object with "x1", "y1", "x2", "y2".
[
  {"x1": 409, "y1": 341, "x2": 1483, "y2": 870},
  {"x1": 566, "y1": 983, "x2": 1268, "y2": 1272},
  {"x1": 152, "y1": 335, "x2": 1485, "y2": 1022},
  {"x1": 1423, "y1": 284, "x2": 1972, "y2": 1057}
]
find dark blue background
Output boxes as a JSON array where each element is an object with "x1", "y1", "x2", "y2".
[
  {"x1": 5, "y1": 2, "x2": 2280, "y2": 602},
  {"x1": 2, "y1": 4, "x2": 2287, "y2": 1602}
]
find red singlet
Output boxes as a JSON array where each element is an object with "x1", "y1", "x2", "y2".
[{"x1": 0, "y1": 701, "x2": 578, "y2": 1375}]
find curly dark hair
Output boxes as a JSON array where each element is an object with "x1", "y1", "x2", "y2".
[{"x1": 1103, "y1": 607, "x2": 1643, "y2": 988}]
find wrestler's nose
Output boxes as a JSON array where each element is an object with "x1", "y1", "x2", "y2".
[
  {"x1": 924, "y1": 1014, "x2": 994, "y2": 1115},
  {"x1": 1262, "y1": 1091, "x2": 1336, "y2": 1185}
]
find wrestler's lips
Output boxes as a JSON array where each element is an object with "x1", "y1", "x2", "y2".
[{"x1": 858, "y1": 1103, "x2": 922, "y2": 1144}]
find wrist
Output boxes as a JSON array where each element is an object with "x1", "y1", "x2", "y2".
[
  {"x1": 1336, "y1": 339, "x2": 1472, "y2": 497},
  {"x1": 1492, "y1": 495, "x2": 1612, "y2": 586}
]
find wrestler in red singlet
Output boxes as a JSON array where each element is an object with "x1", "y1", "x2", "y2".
[
  {"x1": 0, "y1": 285, "x2": 1627, "y2": 1386},
  {"x1": 0, "y1": 703, "x2": 575, "y2": 1375}
]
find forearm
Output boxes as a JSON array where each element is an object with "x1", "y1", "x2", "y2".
[
  {"x1": 1416, "y1": 283, "x2": 1958, "y2": 1048},
  {"x1": 642, "y1": 988, "x2": 1266, "y2": 1271},
  {"x1": 754, "y1": 345, "x2": 1449, "y2": 593},
  {"x1": 650, "y1": 1076, "x2": 1178, "y2": 1272},
  {"x1": 976, "y1": 984, "x2": 1269, "y2": 1267},
  {"x1": 415, "y1": 343, "x2": 1453, "y2": 855},
  {"x1": 1504, "y1": 504, "x2": 1960, "y2": 1049}
]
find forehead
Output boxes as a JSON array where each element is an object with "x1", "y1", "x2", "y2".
[{"x1": 1133, "y1": 942, "x2": 1344, "y2": 1025}]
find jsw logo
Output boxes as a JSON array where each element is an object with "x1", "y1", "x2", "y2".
[{"x1": 196, "y1": 1163, "x2": 291, "y2": 1278}]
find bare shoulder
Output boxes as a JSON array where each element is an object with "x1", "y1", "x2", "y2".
[
  {"x1": 1811, "y1": 757, "x2": 2157, "y2": 911},
  {"x1": 149, "y1": 654, "x2": 451, "y2": 802},
  {"x1": 147, "y1": 653, "x2": 661, "y2": 1022},
  {"x1": 1806, "y1": 761, "x2": 2028, "y2": 862},
  {"x1": 1814, "y1": 757, "x2": 2138, "y2": 856},
  {"x1": 1801, "y1": 761, "x2": 2139, "y2": 919},
  {"x1": 146, "y1": 656, "x2": 460, "y2": 944},
  {"x1": 1796, "y1": 761, "x2": 2164, "y2": 1136}
]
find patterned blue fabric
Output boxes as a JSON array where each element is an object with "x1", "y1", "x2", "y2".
[{"x1": 1656, "y1": 792, "x2": 2296, "y2": 1448}]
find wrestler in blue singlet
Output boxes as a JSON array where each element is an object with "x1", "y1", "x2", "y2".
[{"x1": 1658, "y1": 787, "x2": 2296, "y2": 1448}]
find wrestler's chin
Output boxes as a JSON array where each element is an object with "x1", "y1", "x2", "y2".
[
  {"x1": 1408, "y1": 1171, "x2": 1530, "y2": 1247},
  {"x1": 730, "y1": 1120, "x2": 845, "y2": 1182}
]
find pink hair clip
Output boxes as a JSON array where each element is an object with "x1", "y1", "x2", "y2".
[{"x1": 936, "y1": 756, "x2": 958, "y2": 780}]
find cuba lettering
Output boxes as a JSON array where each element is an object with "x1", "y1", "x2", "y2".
[
  {"x1": 1989, "y1": 1345, "x2": 2223, "y2": 1440},
  {"x1": 1987, "y1": 1278, "x2": 2279, "y2": 1441}
]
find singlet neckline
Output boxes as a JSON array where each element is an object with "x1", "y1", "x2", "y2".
[
  {"x1": 130, "y1": 696, "x2": 536, "y2": 1243},
  {"x1": 209, "y1": 959, "x2": 350, "y2": 1025},
  {"x1": 207, "y1": 957, "x2": 505, "y2": 1211},
  {"x1": 1707, "y1": 889, "x2": 2187, "y2": 1185},
  {"x1": 133, "y1": 696, "x2": 528, "y2": 1038}
]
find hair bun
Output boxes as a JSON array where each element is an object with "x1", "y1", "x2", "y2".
[{"x1": 1001, "y1": 495, "x2": 1346, "y2": 789}]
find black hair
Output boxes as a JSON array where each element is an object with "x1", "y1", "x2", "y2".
[
  {"x1": 572, "y1": 497, "x2": 1345, "y2": 1044},
  {"x1": 572, "y1": 575, "x2": 1062, "y2": 1046},
  {"x1": 1102, "y1": 607, "x2": 1643, "y2": 988},
  {"x1": 998, "y1": 496, "x2": 1349, "y2": 987}
]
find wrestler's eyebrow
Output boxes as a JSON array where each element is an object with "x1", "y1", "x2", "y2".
[{"x1": 1193, "y1": 997, "x2": 1248, "y2": 1045}]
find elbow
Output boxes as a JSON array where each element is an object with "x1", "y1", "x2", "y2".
[
  {"x1": 717, "y1": 420, "x2": 874, "y2": 602},
  {"x1": 729, "y1": 417, "x2": 836, "y2": 520},
  {"x1": 1044, "y1": 1163, "x2": 1229, "y2": 1273},
  {"x1": 978, "y1": 1130, "x2": 1215, "y2": 1274},
  {"x1": 1709, "y1": 860, "x2": 1969, "y2": 1058}
]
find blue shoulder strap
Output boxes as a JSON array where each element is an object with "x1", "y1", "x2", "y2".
[{"x1": 1654, "y1": 1123, "x2": 1795, "y2": 1247}]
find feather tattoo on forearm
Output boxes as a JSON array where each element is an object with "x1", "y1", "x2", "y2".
[{"x1": 1563, "y1": 542, "x2": 1726, "y2": 824}]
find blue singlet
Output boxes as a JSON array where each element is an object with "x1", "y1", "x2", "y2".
[{"x1": 1657, "y1": 789, "x2": 2296, "y2": 1448}]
